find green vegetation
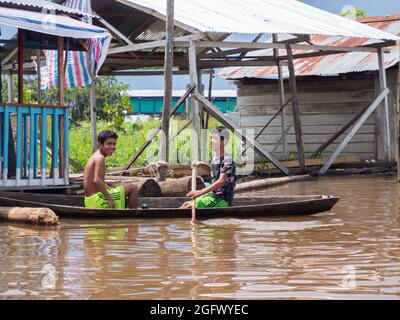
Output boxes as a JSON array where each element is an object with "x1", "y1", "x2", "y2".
[
  {"x1": 1, "y1": 75, "x2": 245, "y2": 173},
  {"x1": 339, "y1": 8, "x2": 366, "y2": 18},
  {"x1": 1, "y1": 76, "x2": 131, "y2": 130},
  {"x1": 69, "y1": 117, "x2": 244, "y2": 173}
]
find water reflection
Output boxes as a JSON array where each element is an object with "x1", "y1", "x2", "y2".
[{"x1": 0, "y1": 175, "x2": 400, "y2": 299}]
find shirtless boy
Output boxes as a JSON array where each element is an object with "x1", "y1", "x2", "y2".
[{"x1": 83, "y1": 130, "x2": 138, "y2": 209}]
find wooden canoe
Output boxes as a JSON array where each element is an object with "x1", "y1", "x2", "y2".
[{"x1": 0, "y1": 192, "x2": 339, "y2": 219}]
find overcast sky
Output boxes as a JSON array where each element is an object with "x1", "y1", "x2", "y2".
[{"x1": 1, "y1": 1, "x2": 399, "y2": 90}]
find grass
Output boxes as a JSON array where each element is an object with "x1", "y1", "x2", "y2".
[{"x1": 68, "y1": 117, "x2": 244, "y2": 173}]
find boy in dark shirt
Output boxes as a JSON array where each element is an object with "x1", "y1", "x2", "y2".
[{"x1": 181, "y1": 126, "x2": 237, "y2": 208}]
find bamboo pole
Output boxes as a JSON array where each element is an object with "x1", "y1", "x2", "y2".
[{"x1": 160, "y1": 0, "x2": 175, "y2": 165}]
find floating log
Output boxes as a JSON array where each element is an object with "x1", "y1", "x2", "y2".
[
  {"x1": 235, "y1": 175, "x2": 311, "y2": 193},
  {"x1": 106, "y1": 177, "x2": 161, "y2": 197},
  {"x1": 159, "y1": 176, "x2": 205, "y2": 197},
  {"x1": 0, "y1": 207, "x2": 59, "y2": 226}
]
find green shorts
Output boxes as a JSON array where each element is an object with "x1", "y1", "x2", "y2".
[
  {"x1": 185, "y1": 193, "x2": 229, "y2": 209},
  {"x1": 84, "y1": 185, "x2": 125, "y2": 209}
]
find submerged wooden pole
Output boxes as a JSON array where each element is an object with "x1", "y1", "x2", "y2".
[
  {"x1": 191, "y1": 167, "x2": 197, "y2": 222},
  {"x1": 0, "y1": 207, "x2": 59, "y2": 226}
]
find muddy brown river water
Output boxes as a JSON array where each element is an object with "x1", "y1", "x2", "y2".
[{"x1": 0, "y1": 175, "x2": 399, "y2": 299}]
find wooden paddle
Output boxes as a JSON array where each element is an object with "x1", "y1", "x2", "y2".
[{"x1": 191, "y1": 166, "x2": 197, "y2": 222}]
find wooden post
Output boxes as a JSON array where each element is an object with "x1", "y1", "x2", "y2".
[
  {"x1": 185, "y1": 84, "x2": 191, "y2": 116},
  {"x1": 57, "y1": 37, "x2": 65, "y2": 178},
  {"x1": 286, "y1": 44, "x2": 306, "y2": 173},
  {"x1": 188, "y1": 40, "x2": 200, "y2": 162},
  {"x1": 160, "y1": 0, "x2": 175, "y2": 165},
  {"x1": 194, "y1": 92, "x2": 289, "y2": 175},
  {"x1": 198, "y1": 72, "x2": 207, "y2": 161},
  {"x1": 378, "y1": 48, "x2": 391, "y2": 162},
  {"x1": 17, "y1": 29, "x2": 24, "y2": 104},
  {"x1": 273, "y1": 34, "x2": 287, "y2": 160},
  {"x1": 90, "y1": 78, "x2": 97, "y2": 153},
  {"x1": 7, "y1": 72, "x2": 13, "y2": 103},
  {"x1": 36, "y1": 49, "x2": 42, "y2": 104},
  {"x1": 0, "y1": 46, "x2": 2, "y2": 104},
  {"x1": 397, "y1": 64, "x2": 400, "y2": 181},
  {"x1": 319, "y1": 88, "x2": 389, "y2": 175}
]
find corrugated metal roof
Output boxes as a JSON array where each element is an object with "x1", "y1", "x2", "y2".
[
  {"x1": 119, "y1": 0, "x2": 398, "y2": 40},
  {"x1": 0, "y1": 0, "x2": 96, "y2": 17},
  {"x1": 218, "y1": 16, "x2": 400, "y2": 79},
  {"x1": 127, "y1": 89, "x2": 237, "y2": 97}
]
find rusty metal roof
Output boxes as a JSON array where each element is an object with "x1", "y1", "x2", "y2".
[{"x1": 218, "y1": 15, "x2": 400, "y2": 79}]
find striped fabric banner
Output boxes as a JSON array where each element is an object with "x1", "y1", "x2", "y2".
[{"x1": 41, "y1": 0, "x2": 108, "y2": 89}]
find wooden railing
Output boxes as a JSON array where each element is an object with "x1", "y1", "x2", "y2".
[{"x1": 0, "y1": 104, "x2": 69, "y2": 188}]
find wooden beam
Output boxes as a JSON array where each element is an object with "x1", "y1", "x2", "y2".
[
  {"x1": 312, "y1": 99, "x2": 378, "y2": 158},
  {"x1": 17, "y1": 29, "x2": 24, "y2": 104},
  {"x1": 101, "y1": 70, "x2": 189, "y2": 76},
  {"x1": 36, "y1": 49, "x2": 42, "y2": 104},
  {"x1": 378, "y1": 48, "x2": 391, "y2": 161},
  {"x1": 237, "y1": 33, "x2": 263, "y2": 60},
  {"x1": 122, "y1": 85, "x2": 196, "y2": 172},
  {"x1": 1, "y1": 48, "x2": 17, "y2": 67},
  {"x1": 242, "y1": 97, "x2": 292, "y2": 156},
  {"x1": 194, "y1": 41, "x2": 379, "y2": 53},
  {"x1": 194, "y1": 92, "x2": 289, "y2": 175},
  {"x1": 397, "y1": 63, "x2": 400, "y2": 182},
  {"x1": 7, "y1": 72, "x2": 13, "y2": 103},
  {"x1": 108, "y1": 33, "x2": 206, "y2": 55},
  {"x1": 189, "y1": 40, "x2": 200, "y2": 162},
  {"x1": 273, "y1": 34, "x2": 287, "y2": 160},
  {"x1": 96, "y1": 15, "x2": 134, "y2": 45},
  {"x1": 160, "y1": 0, "x2": 175, "y2": 164},
  {"x1": 319, "y1": 88, "x2": 389, "y2": 175},
  {"x1": 57, "y1": 37, "x2": 65, "y2": 178},
  {"x1": 286, "y1": 44, "x2": 306, "y2": 173}
]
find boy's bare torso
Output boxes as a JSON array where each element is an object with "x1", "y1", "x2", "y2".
[{"x1": 83, "y1": 151, "x2": 106, "y2": 197}]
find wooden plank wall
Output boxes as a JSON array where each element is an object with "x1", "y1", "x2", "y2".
[{"x1": 237, "y1": 72, "x2": 398, "y2": 162}]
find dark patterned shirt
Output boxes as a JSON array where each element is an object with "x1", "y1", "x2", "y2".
[{"x1": 210, "y1": 154, "x2": 237, "y2": 205}]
